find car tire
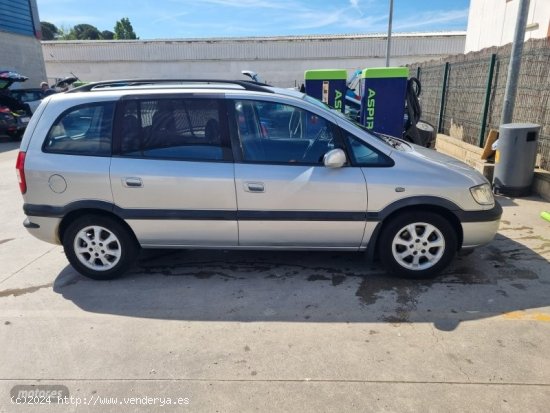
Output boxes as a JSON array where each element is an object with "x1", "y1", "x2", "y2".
[
  {"x1": 63, "y1": 215, "x2": 138, "y2": 280},
  {"x1": 379, "y1": 211, "x2": 457, "y2": 279}
]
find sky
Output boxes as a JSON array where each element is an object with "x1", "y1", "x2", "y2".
[{"x1": 37, "y1": 0, "x2": 470, "y2": 39}]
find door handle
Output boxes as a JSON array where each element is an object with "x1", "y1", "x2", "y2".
[
  {"x1": 123, "y1": 177, "x2": 143, "y2": 188},
  {"x1": 244, "y1": 182, "x2": 265, "y2": 193}
]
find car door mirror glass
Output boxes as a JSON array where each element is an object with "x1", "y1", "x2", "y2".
[{"x1": 323, "y1": 149, "x2": 346, "y2": 168}]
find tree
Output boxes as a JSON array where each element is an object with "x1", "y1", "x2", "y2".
[
  {"x1": 57, "y1": 24, "x2": 74, "y2": 40},
  {"x1": 114, "y1": 18, "x2": 137, "y2": 40},
  {"x1": 41, "y1": 21, "x2": 59, "y2": 40},
  {"x1": 41, "y1": 21, "x2": 131, "y2": 41},
  {"x1": 101, "y1": 30, "x2": 115, "y2": 40},
  {"x1": 71, "y1": 24, "x2": 101, "y2": 40}
]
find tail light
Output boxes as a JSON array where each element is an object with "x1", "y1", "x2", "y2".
[{"x1": 15, "y1": 151, "x2": 27, "y2": 194}]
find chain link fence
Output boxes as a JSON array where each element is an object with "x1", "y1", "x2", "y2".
[{"x1": 408, "y1": 38, "x2": 550, "y2": 171}]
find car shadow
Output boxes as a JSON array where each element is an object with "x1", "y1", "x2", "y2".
[{"x1": 53, "y1": 231, "x2": 550, "y2": 331}]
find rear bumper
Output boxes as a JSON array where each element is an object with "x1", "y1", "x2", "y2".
[{"x1": 23, "y1": 216, "x2": 61, "y2": 245}]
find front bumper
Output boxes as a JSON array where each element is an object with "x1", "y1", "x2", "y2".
[
  {"x1": 460, "y1": 201, "x2": 502, "y2": 249},
  {"x1": 461, "y1": 219, "x2": 501, "y2": 248}
]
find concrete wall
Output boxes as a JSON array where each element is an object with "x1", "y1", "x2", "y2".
[
  {"x1": 42, "y1": 33, "x2": 466, "y2": 87},
  {"x1": 43, "y1": 55, "x2": 445, "y2": 88},
  {"x1": 436, "y1": 133, "x2": 550, "y2": 201},
  {"x1": 0, "y1": 30, "x2": 47, "y2": 88},
  {"x1": 466, "y1": 0, "x2": 550, "y2": 52}
]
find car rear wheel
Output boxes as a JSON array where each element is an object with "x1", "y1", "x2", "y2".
[
  {"x1": 379, "y1": 212, "x2": 457, "y2": 279},
  {"x1": 63, "y1": 215, "x2": 138, "y2": 280}
]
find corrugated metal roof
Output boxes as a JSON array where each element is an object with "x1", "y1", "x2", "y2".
[{"x1": 43, "y1": 32, "x2": 466, "y2": 63}]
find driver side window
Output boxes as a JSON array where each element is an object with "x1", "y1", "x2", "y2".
[{"x1": 234, "y1": 100, "x2": 337, "y2": 165}]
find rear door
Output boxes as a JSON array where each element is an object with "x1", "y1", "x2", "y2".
[
  {"x1": 231, "y1": 99, "x2": 368, "y2": 248},
  {"x1": 110, "y1": 95, "x2": 238, "y2": 247}
]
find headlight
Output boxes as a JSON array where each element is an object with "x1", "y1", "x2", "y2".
[{"x1": 470, "y1": 183, "x2": 494, "y2": 205}]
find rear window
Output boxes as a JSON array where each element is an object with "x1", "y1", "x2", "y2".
[{"x1": 43, "y1": 102, "x2": 115, "y2": 156}]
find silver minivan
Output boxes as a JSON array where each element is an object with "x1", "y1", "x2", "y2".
[{"x1": 16, "y1": 80, "x2": 501, "y2": 280}]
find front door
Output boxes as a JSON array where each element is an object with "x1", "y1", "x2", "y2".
[{"x1": 231, "y1": 99, "x2": 367, "y2": 248}]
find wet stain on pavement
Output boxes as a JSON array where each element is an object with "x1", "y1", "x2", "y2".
[
  {"x1": 499, "y1": 226, "x2": 534, "y2": 232},
  {"x1": 0, "y1": 283, "x2": 53, "y2": 298},
  {"x1": 353, "y1": 241, "x2": 544, "y2": 324},
  {"x1": 516, "y1": 235, "x2": 550, "y2": 243},
  {"x1": 193, "y1": 271, "x2": 230, "y2": 279},
  {"x1": 307, "y1": 274, "x2": 349, "y2": 286},
  {"x1": 0, "y1": 238, "x2": 14, "y2": 245},
  {"x1": 117, "y1": 235, "x2": 548, "y2": 327},
  {"x1": 355, "y1": 273, "x2": 433, "y2": 322},
  {"x1": 136, "y1": 258, "x2": 308, "y2": 280},
  {"x1": 307, "y1": 274, "x2": 330, "y2": 282}
]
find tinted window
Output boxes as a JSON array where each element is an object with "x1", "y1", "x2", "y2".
[
  {"x1": 44, "y1": 102, "x2": 114, "y2": 156},
  {"x1": 344, "y1": 131, "x2": 394, "y2": 167},
  {"x1": 119, "y1": 98, "x2": 229, "y2": 161},
  {"x1": 235, "y1": 100, "x2": 338, "y2": 165}
]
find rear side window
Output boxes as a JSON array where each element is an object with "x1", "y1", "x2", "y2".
[
  {"x1": 117, "y1": 98, "x2": 231, "y2": 161},
  {"x1": 43, "y1": 102, "x2": 114, "y2": 156}
]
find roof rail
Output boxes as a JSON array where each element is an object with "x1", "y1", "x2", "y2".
[{"x1": 67, "y1": 79, "x2": 274, "y2": 93}]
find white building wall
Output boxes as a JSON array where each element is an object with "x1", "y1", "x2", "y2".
[
  {"x1": 42, "y1": 33, "x2": 465, "y2": 87},
  {"x1": 466, "y1": 0, "x2": 550, "y2": 52}
]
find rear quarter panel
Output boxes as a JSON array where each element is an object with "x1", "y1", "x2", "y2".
[{"x1": 22, "y1": 94, "x2": 116, "y2": 207}]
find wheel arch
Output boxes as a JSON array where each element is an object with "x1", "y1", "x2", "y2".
[
  {"x1": 58, "y1": 207, "x2": 139, "y2": 247},
  {"x1": 366, "y1": 199, "x2": 464, "y2": 262}
]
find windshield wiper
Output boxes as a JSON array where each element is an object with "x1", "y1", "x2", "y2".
[{"x1": 376, "y1": 133, "x2": 401, "y2": 148}]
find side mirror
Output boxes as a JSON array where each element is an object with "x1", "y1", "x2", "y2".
[{"x1": 323, "y1": 148, "x2": 346, "y2": 168}]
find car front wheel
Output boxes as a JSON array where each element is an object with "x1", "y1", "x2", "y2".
[
  {"x1": 379, "y1": 212, "x2": 457, "y2": 279},
  {"x1": 63, "y1": 215, "x2": 138, "y2": 280}
]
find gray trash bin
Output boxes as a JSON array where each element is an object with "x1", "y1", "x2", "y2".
[{"x1": 493, "y1": 123, "x2": 540, "y2": 196}]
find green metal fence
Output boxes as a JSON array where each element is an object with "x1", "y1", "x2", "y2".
[{"x1": 408, "y1": 38, "x2": 550, "y2": 171}]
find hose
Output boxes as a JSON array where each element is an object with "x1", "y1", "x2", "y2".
[{"x1": 405, "y1": 77, "x2": 422, "y2": 130}]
